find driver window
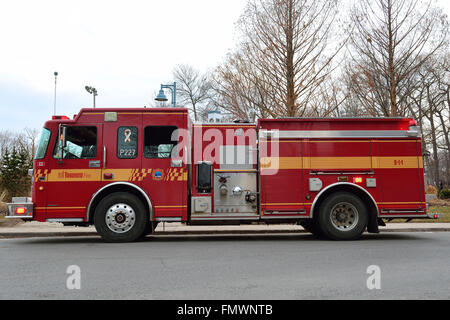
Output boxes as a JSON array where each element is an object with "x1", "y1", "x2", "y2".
[{"x1": 53, "y1": 126, "x2": 97, "y2": 159}]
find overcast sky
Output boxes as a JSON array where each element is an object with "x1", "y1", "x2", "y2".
[{"x1": 0, "y1": 0, "x2": 448, "y2": 132}]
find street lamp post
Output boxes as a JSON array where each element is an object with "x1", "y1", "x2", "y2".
[
  {"x1": 155, "y1": 82, "x2": 177, "y2": 107},
  {"x1": 85, "y1": 86, "x2": 98, "y2": 108}
]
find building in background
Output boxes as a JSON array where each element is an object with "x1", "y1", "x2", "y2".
[{"x1": 207, "y1": 110, "x2": 232, "y2": 123}]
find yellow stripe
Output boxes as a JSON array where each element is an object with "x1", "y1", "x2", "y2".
[
  {"x1": 372, "y1": 157, "x2": 422, "y2": 169},
  {"x1": 47, "y1": 169, "x2": 102, "y2": 182},
  {"x1": 107, "y1": 169, "x2": 136, "y2": 181},
  {"x1": 260, "y1": 156, "x2": 423, "y2": 170},
  {"x1": 260, "y1": 157, "x2": 302, "y2": 169},
  {"x1": 45, "y1": 169, "x2": 162, "y2": 182},
  {"x1": 308, "y1": 157, "x2": 371, "y2": 169}
]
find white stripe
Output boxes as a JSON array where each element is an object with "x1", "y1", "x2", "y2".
[{"x1": 260, "y1": 130, "x2": 420, "y2": 139}]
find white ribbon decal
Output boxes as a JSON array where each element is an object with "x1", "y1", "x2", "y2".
[{"x1": 124, "y1": 129, "x2": 132, "y2": 143}]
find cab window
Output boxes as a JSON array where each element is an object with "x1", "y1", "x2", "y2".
[
  {"x1": 34, "y1": 128, "x2": 51, "y2": 159},
  {"x1": 144, "y1": 126, "x2": 177, "y2": 159},
  {"x1": 53, "y1": 126, "x2": 97, "y2": 159}
]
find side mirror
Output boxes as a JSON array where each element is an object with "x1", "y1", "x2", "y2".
[{"x1": 57, "y1": 125, "x2": 67, "y2": 161}]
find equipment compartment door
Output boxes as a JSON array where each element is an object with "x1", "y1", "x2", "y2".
[
  {"x1": 141, "y1": 111, "x2": 188, "y2": 220},
  {"x1": 374, "y1": 139, "x2": 423, "y2": 214},
  {"x1": 259, "y1": 138, "x2": 305, "y2": 216}
]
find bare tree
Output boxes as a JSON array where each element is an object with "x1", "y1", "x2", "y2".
[
  {"x1": 406, "y1": 52, "x2": 450, "y2": 186},
  {"x1": 0, "y1": 128, "x2": 39, "y2": 162},
  {"x1": 345, "y1": 0, "x2": 448, "y2": 117},
  {"x1": 21, "y1": 128, "x2": 39, "y2": 161},
  {"x1": 173, "y1": 64, "x2": 212, "y2": 121},
  {"x1": 213, "y1": 0, "x2": 343, "y2": 119},
  {"x1": 212, "y1": 48, "x2": 273, "y2": 120}
]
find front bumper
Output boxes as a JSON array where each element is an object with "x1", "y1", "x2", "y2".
[
  {"x1": 6, "y1": 197, "x2": 33, "y2": 219},
  {"x1": 427, "y1": 212, "x2": 442, "y2": 219}
]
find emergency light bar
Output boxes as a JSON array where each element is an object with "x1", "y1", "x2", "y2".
[{"x1": 52, "y1": 115, "x2": 70, "y2": 120}]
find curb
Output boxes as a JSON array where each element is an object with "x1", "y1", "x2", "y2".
[
  {"x1": 380, "y1": 228, "x2": 450, "y2": 233},
  {"x1": 0, "y1": 232, "x2": 99, "y2": 239},
  {"x1": 1, "y1": 228, "x2": 450, "y2": 239}
]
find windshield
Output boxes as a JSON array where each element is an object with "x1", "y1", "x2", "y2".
[{"x1": 34, "y1": 128, "x2": 51, "y2": 159}]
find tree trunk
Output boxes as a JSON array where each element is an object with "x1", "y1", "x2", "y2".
[
  {"x1": 427, "y1": 88, "x2": 440, "y2": 187},
  {"x1": 285, "y1": 0, "x2": 296, "y2": 117},
  {"x1": 387, "y1": 0, "x2": 398, "y2": 116}
]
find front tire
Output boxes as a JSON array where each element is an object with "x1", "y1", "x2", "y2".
[
  {"x1": 94, "y1": 192, "x2": 148, "y2": 242},
  {"x1": 316, "y1": 192, "x2": 368, "y2": 240},
  {"x1": 299, "y1": 220, "x2": 324, "y2": 238}
]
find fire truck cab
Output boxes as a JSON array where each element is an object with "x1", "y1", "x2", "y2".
[{"x1": 6, "y1": 108, "x2": 430, "y2": 242}]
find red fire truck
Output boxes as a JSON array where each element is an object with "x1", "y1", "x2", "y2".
[{"x1": 6, "y1": 107, "x2": 433, "y2": 242}]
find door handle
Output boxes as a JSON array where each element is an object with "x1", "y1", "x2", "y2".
[
  {"x1": 171, "y1": 159, "x2": 183, "y2": 167},
  {"x1": 89, "y1": 160, "x2": 100, "y2": 168},
  {"x1": 103, "y1": 146, "x2": 106, "y2": 169}
]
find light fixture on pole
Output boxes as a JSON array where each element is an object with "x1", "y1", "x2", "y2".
[
  {"x1": 155, "y1": 82, "x2": 176, "y2": 107},
  {"x1": 53, "y1": 71, "x2": 58, "y2": 115},
  {"x1": 85, "y1": 86, "x2": 98, "y2": 108}
]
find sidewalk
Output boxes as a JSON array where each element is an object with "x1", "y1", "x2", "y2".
[{"x1": 1, "y1": 221, "x2": 450, "y2": 238}]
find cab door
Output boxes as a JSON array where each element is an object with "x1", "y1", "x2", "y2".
[
  {"x1": 45, "y1": 124, "x2": 103, "y2": 221},
  {"x1": 101, "y1": 113, "x2": 142, "y2": 186},
  {"x1": 141, "y1": 112, "x2": 188, "y2": 221}
]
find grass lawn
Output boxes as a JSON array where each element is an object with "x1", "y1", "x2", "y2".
[{"x1": 388, "y1": 206, "x2": 450, "y2": 223}]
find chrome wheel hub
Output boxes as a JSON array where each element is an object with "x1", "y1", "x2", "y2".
[
  {"x1": 330, "y1": 202, "x2": 359, "y2": 231},
  {"x1": 105, "y1": 203, "x2": 136, "y2": 233}
]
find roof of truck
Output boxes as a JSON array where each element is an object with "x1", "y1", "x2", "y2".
[{"x1": 258, "y1": 117, "x2": 415, "y2": 131}]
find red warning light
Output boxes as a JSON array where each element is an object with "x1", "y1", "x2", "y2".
[
  {"x1": 354, "y1": 177, "x2": 363, "y2": 184},
  {"x1": 409, "y1": 119, "x2": 418, "y2": 127},
  {"x1": 52, "y1": 115, "x2": 70, "y2": 120}
]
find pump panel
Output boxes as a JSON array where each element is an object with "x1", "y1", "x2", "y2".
[{"x1": 213, "y1": 171, "x2": 257, "y2": 214}]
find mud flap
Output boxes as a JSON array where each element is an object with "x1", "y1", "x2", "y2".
[{"x1": 367, "y1": 214, "x2": 380, "y2": 233}]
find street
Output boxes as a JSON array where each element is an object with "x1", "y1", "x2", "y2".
[{"x1": 0, "y1": 232, "x2": 449, "y2": 300}]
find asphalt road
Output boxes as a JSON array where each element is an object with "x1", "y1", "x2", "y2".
[{"x1": 0, "y1": 232, "x2": 449, "y2": 300}]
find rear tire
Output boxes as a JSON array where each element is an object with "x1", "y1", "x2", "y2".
[
  {"x1": 94, "y1": 192, "x2": 148, "y2": 243},
  {"x1": 316, "y1": 192, "x2": 368, "y2": 240}
]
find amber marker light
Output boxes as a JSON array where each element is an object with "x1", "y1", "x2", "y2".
[
  {"x1": 16, "y1": 207, "x2": 26, "y2": 215},
  {"x1": 354, "y1": 177, "x2": 363, "y2": 184}
]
